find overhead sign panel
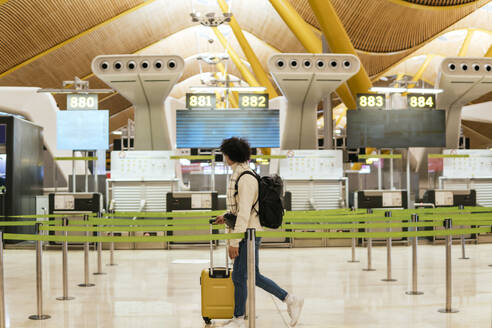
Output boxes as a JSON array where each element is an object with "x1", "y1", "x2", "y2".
[
  {"x1": 176, "y1": 109, "x2": 280, "y2": 148},
  {"x1": 407, "y1": 94, "x2": 436, "y2": 110},
  {"x1": 356, "y1": 93, "x2": 386, "y2": 110},
  {"x1": 346, "y1": 109, "x2": 446, "y2": 148},
  {"x1": 186, "y1": 93, "x2": 216, "y2": 109},
  {"x1": 238, "y1": 93, "x2": 269, "y2": 109}
]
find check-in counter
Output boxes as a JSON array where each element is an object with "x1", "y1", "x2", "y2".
[
  {"x1": 49, "y1": 192, "x2": 103, "y2": 245},
  {"x1": 166, "y1": 191, "x2": 218, "y2": 248}
]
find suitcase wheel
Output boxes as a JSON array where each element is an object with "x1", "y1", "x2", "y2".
[{"x1": 203, "y1": 317, "x2": 211, "y2": 325}]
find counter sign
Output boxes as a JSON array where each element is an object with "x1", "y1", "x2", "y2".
[
  {"x1": 407, "y1": 94, "x2": 436, "y2": 109},
  {"x1": 186, "y1": 93, "x2": 216, "y2": 109},
  {"x1": 67, "y1": 94, "x2": 98, "y2": 110},
  {"x1": 239, "y1": 93, "x2": 268, "y2": 109},
  {"x1": 356, "y1": 93, "x2": 385, "y2": 110}
]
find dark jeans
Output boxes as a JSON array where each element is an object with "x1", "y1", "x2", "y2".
[{"x1": 232, "y1": 237, "x2": 288, "y2": 317}]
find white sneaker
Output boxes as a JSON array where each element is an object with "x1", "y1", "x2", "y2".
[
  {"x1": 285, "y1": 294, "x2": 304, "y2": 327},
  {"x1": 222, "y1": 316, "x2": 246, "y2": 328}
]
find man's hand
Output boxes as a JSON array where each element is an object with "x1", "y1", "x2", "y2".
[
  {"x1": 214, "y1": 215, "x2": 224, "y2": 224},
  {"x1": 228, "y1": 245, "x2": 239, "y2": 259}
]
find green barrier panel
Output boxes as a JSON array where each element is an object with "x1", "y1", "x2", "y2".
[
  {"x1": 41, "y1": 224, "x2": 226, "y2": 232},
  {"x1": 9, "y1": 214, "x2": 85, "y2": 219},
  {"x1": 100, "y1": 211, "x2": 224, "y2": 218},
  {"x1": 170, "y1": 155, "x2": 214, "y2": 160},
  {"x1": 87, "y1": 218, "x2": 214, "y2": 226},
  {"x1": 283, "y1": 221, "x2": 445, "y2": 230},
  {"x1": 358, "y1": 154, "x2": 402, "y2": 159},
  {"x1": 283, "y1": 216, "x2": 428, "y2": 223},
  {"x1": 3, "y1": 233, "x2": 244, "y2": 243},
  {"x1": 4, "y1": 227, "x2": 489, "y2": 243},
  {"x1": 257, "y1": 227, "x2": 490, "y2": 239},
  {"x1": 428, "y1": 154, "x2": 469, "y2": 159},
  {"x1": 54, "y1": 157, "x2": 98, "y2": 161},
  {"x1": 284, "y1": 209, "x2": 367, "y2": 217},
  {"x1": 0, "y1": 220, "x2": 63, "y2": 227}
]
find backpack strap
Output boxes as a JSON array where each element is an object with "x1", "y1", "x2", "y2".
[{"x1": 234, "y1": 170, "x2": 260, "y2": 212}]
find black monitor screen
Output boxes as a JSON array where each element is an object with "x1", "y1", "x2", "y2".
[
  {"x1": 347, "y1": 109, "x2": 446, "y2": 148},
  {"x1": 176, "y1": 109, "x2": 280, "y2": 148}
]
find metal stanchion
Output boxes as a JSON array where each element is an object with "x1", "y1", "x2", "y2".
[
  {"x1": 363, "y1": 209, "x2": 375, "y2": 271},
  {"x1": 246, "y1": 229, "x2": 256, "y2": 328},
  {"x1": 382, "y1": 211, "x2": 396, "y2": 282},
  {"x1": 57, "y1": 217, "x2": 74, "y2": 301},
  {"x1": 29, "y1": 223, "x2": 51, "y2": 320},
  {"x1": 93, "y1": 213, "x2": 106, "y2": 275},
  {"x1": 0, "y1": 232, "x2": 6, "y2": 328},
  {"x1": 107, "y1": 210, "x2": 117, "y2": 266},
  {"x1": 457, "y1": 205, "x2": 469, "y2": 260},
  {"x1": 107, "y1": 231, "x2": 117, "y2": 266},
  {"x1": 78, "y1": 215, "x2": 95, "y2": 287},
  {"x1": 406, "y1": 214, "x2": 423, "y2": 295},
  {"x1": 458, "y1": 225, "x2": 469, "y2": 260},
  {"x1": 348, "y1": 226, "x2": 359, "y2": 263},
  {"x1": 438, "y1": 218, "x2": 458, "y2": 313},
  {"x1": 348, "y1": 207, "x2": 359, "y2": 263}
]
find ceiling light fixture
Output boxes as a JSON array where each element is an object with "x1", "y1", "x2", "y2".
[
  {"x1": 190, "y1": 86, "x2": 266, "y2": 93},
  {"x1": 370, "y1": 87, "x2": 443, "y2": 94}
]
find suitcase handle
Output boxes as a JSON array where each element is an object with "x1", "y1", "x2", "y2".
[{"x1": 210, "y1": 220, "x2": 230, "y2": 277}]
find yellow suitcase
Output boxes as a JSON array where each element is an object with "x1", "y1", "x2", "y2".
[{"x1": 200, "y1": 223, "x2": 234, "y2": 325}]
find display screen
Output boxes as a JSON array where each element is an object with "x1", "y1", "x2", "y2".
[
  {"x1": 0, "y1": 125, "x2": 6, "y2": 145},
  {"x1": 239, "y1": 93, "x2": 269, "y2": 109},
  {"x1": 57, "y1": 110, "x2": 109, "y2": 150},
  {"x1": 356, "y1": 93, "x2": 386, "y2": 110},
  {"x1": 346, "y1": 109, "x2": 446, "y2": 148},
  {"x1": 176, "y1": 109, "x2": 279, "y2": 148}
]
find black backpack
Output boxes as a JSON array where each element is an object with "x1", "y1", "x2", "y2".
[{"x1": 234, "y1": 171, "x2": 284, "y2": 229}]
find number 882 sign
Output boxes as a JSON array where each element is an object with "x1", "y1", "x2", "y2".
[{"x1": 239, "y1": 93, "x2": 269, "y2": 109}]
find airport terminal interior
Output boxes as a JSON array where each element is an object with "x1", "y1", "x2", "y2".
[{"x1": 1, "y1": 0, "x2": 492, "y2": 327}]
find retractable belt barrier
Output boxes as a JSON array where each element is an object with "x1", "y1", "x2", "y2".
[
  {"x1": 3, "y1": 227, "x2": 490, "y2": 243},
  {"x1": 0, "y1": 207, "x2": 490, "y2": 327},
  {"x1": 0, "y1": 220, "x2": 62, "y2": 226}
]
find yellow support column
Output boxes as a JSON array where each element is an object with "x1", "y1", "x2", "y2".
[
  {"x1": 268, "y1": 0, "x2": 322, "y2": 53},
  {"x1": 308, "y1": 0, "x2": 373, "y2": 101},
  {"x1": 486, "y1": 45, "x2": 492, "y2": 57},
  {"x1": 217, "y1": 0, "x2": 278, "y2": 98},
  {"x1": 212, "y1": 27, "x2": 260, "y2": 87},
  {"x1": 458, "y1": 29, "x2": 474, "y2": 57},
  {"x1": 216, "y1": 63, "x2": 239, "y2": 108},
  {"x1": 405, "y1": 54, "x2": 435, "y2": 93},
  {"x1": 268, "y1": 0, "x2": 356, "y2": 109}
]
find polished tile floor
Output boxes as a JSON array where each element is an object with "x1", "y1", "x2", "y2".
[{"x1": 3, "y1": 242, "x2": 492, "y2": 327}]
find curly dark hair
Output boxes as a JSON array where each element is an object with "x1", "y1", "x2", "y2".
[{"x1": 220, "y1": 137, "x2": 251, "y2": 163}]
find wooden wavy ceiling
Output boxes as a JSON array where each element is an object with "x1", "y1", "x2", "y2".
[
  {"x1": 0, "y1": 0, "x2": 146, "y2": 73},
  {"x1": 291, "y1": 0, "x2": 489, "y2": 52},
  {"x1": 0, "y1": 0, "x2": 491, "y2": 131},
  {"x1": 403, "y1": 0, "x2": 477, "y2": 5}
]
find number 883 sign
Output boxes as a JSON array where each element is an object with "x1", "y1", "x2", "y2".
[{"x1": 356, "y1": 93, "x2": 385, "y2": 110}]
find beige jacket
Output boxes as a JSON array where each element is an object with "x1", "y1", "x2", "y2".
[{"x1": 226, "y1": 162, "x2": 262, "y2": 247}]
